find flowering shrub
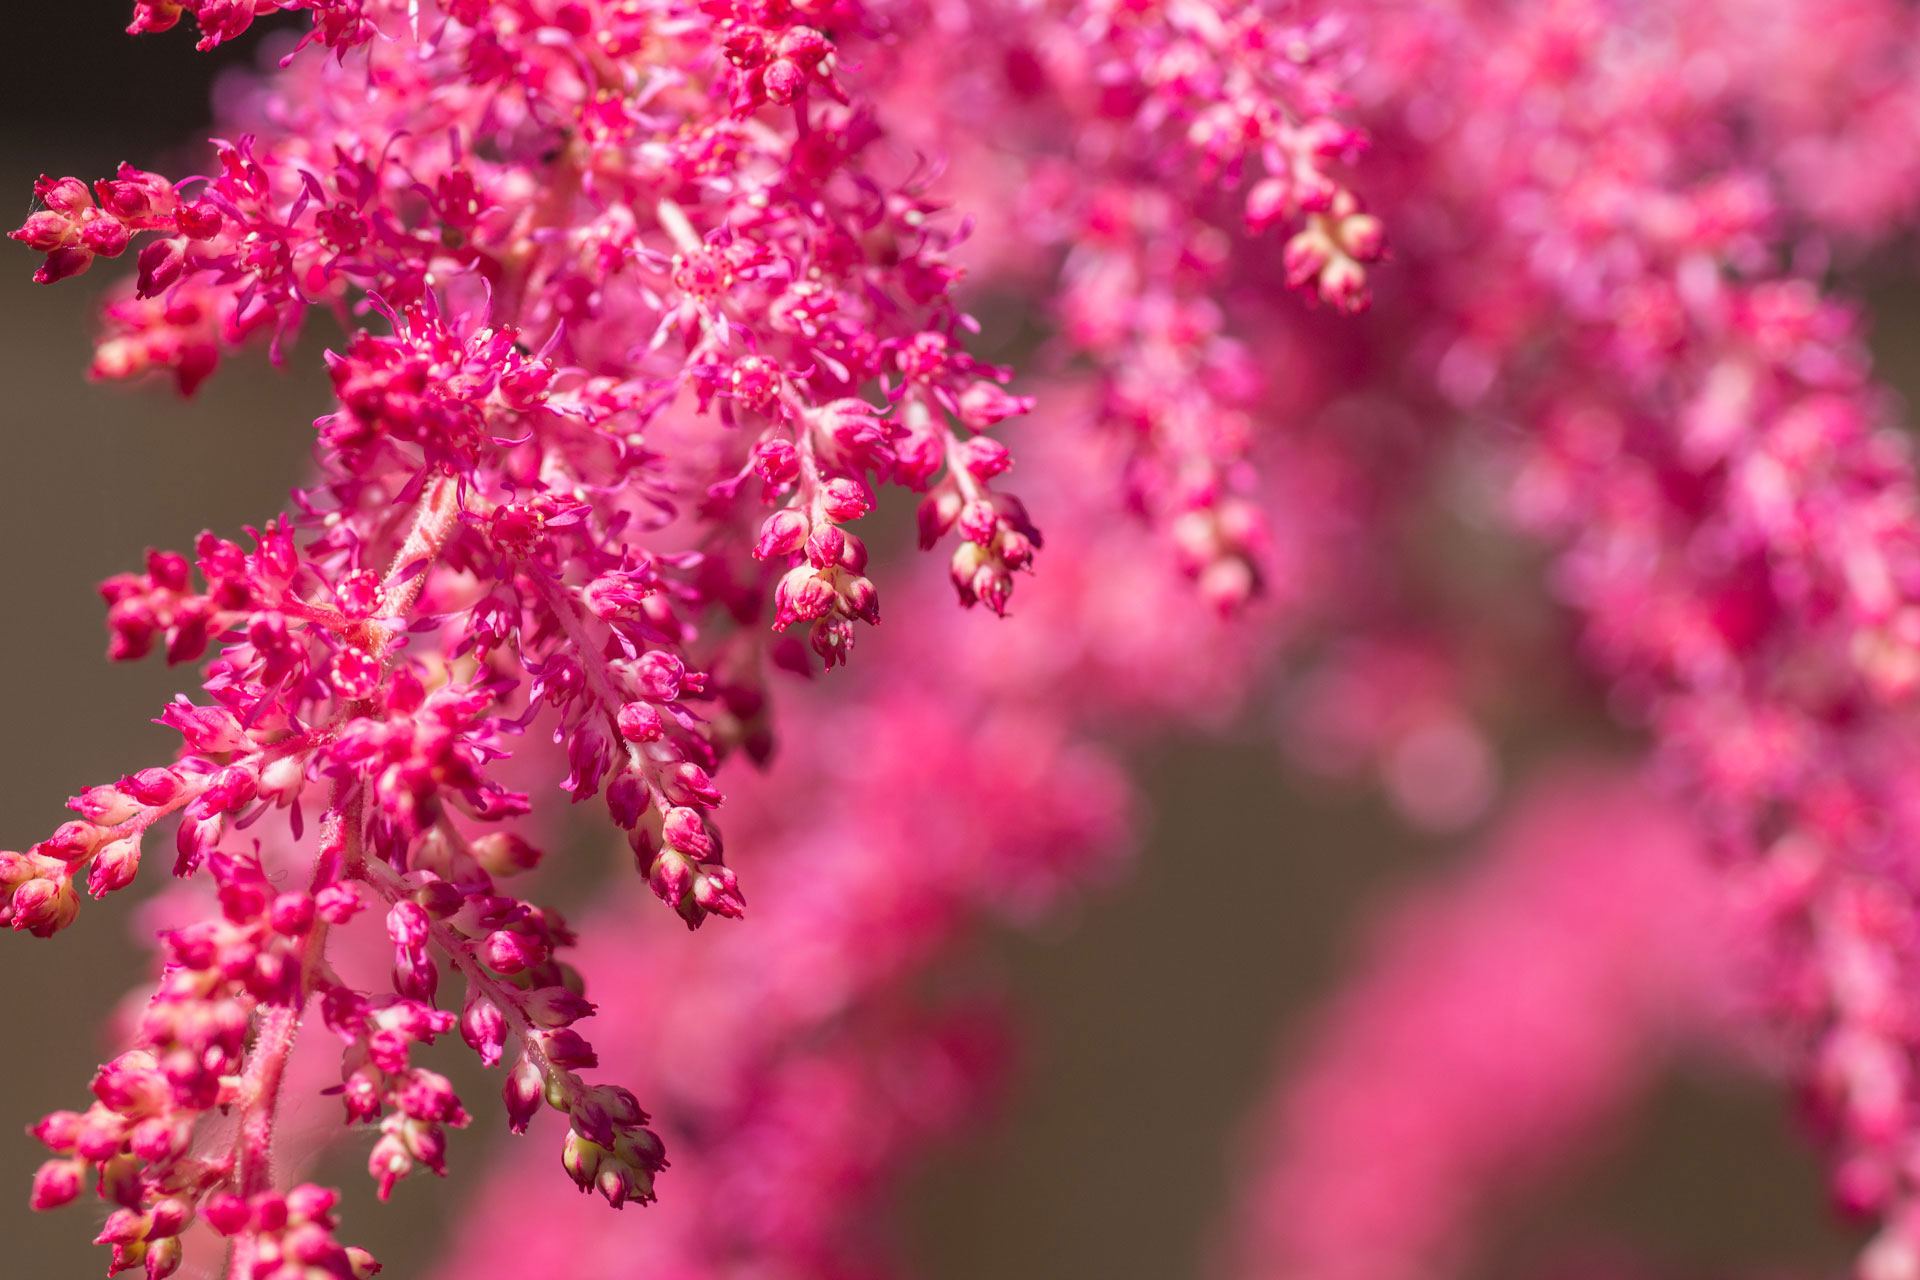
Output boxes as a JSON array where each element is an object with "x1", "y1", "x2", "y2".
[{"x1": 11, "y1": 1, "x2": 1920, "y2": 1278}]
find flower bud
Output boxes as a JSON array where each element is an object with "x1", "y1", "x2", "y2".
[
  {"x1": 660, "y1": 806, "x2": 716, "y2": 859},
  {"x1": 821, "y1": 475, "x2": 874, "y2": 522},
  {"x1": 461, "y1": 996, "x2": 508, "y2": 1067},
  {"x1": 125, "y1": 768, "x2": 186, "y2": 807},
  {"x1": 539, "y1": 1027, "x2": 599, "y2": 1070},
  {"x1": 664, "y1": 761, "x2": 721, "y2": 808},
  {"x1": 483, "y1": 929, "x2": 544, "y2": 975},
  {"x1": 525, "y1": 986, "x2": 595, "y2": 1029},
  {"x1": 957, "y1": 381, "x2": 1034, "y2": 431},
  {"x1": 802, "y1": 516, "x2": 847, "y2": 568},
  {"x1": 692, "y1": 865, "x2": 745, "y2": 919},
  {"x1": 269, "y1": 891, "x2": 315, "y2": 936},
  {"x1": 79, "y1": 216, "x2": 131, "y2": 259},
  {"x1": 88, "y1": 838, "x2": 142, "y2": 897},
  {"x1": 634, "y1": 650, "x2": 685, "y2": 700},
  {"x1": 202, "y1": 1194, "x2": 249, "y2": 1236},
  {"x1": 956, "y1": 498, "x2": 999, "y2": 545},
  {"x1": 503, "y1": 1054, "x2": 544, "y2": 1135},
  {"x1": 470, "y1": 831, "x2": 542, "y2": 877},
  {"x1": 774, "y1": 565, "x2": 836, "y2": 627},
  {"x1": 616, "y1": 701, "x2": 665, "y2": 743},
  {"x1": 753, "y1": 508, "x2": 810, "y2": 559},
  {"x1": 12, "y1": 876, "x2": 79, "y2": 937},
  {"x1": 29, "y1": 1158, "x2": 82, "y2": 1211},
  {"x1": 72, "y1": 785, "x2": 140, "y2": 826},
  {"x1": 145, "y1": 1234, "x2": 184, "y2": 1280}
]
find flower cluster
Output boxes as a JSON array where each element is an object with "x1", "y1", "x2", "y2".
[
  {"x1": 10, "y1": 0, "x2": 1049, "y2": 1273},
  {"x1": 17, "y1": 2, "x2": 1920, "y2": 1280}
]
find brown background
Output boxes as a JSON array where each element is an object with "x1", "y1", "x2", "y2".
[{"x1": 0, "y1": 5, "x2": 1874, "y2": 1277}]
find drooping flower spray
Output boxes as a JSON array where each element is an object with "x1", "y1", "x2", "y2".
[{"x1": 18, "y1": 3, "x2": 1920, "y2": 1280}]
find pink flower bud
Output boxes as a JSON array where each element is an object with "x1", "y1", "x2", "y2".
[
  {"x1": 805, "y1": 522, "x2": 846, "y2": 568},
  {"x1": 959, "y1": 435, "x2": 1012, "y2": 479},
  {"x1": 125, "y1": 767, "x2": 186, "y2": 806},
  {"x1": 754, "y1": 438, "x2": 800, "y2": 488},
  {"x1": 73, "y1": 784, "x2": 140, "y2": 826},
  {"x1": 315, "y1": 882, "x2": 364, "y2": 924},
  {"x1": 616, "y1": 701, "x2": 665, "y2": 743},
  {"x1": 996, "y1": 528, "x2": 1036, "y2": 570},
  {"x1": 34, "y1": 245, "x2": 94, "y2": 285},
  {"x1": 821, "y1": 476, "x2": 875, "y2": 523},
  {"x1": 838, "y1": 530, "x2": 869, "y2": 573},
  {"x1": 470, "y1": 831, "x2": 542, "y2": 876},
  {"x1": 539, "y1": 1028, "x2": 598, "y2": 1070},
  {"x1": 79, "y1": 216, "x2": 131, "y2": 259},
  {"x1": 1338, "y1": 212, "x2": 1386, "y2": 261},
  {"x1": 145, "y1": 1234, "x2": 184, "y2": 1280},
  {"x1": 202, "y1": 1194, "x2": 249, "y2": 1236},
  {"x1": 0, "y1": 851, "x2": 33, "y2": 890},
  {"x1": 774, "y1": 565, "x2": 836, "y2": 627},
  {"x1": 12, "y1": 876, "x2": 79, "y2": 937},
  {"x1": 972, "y1": 562, "x2": 1014, "y2": 615},
  {"x1": 605, "y1": 771, "x2": 651, "y2": 829},
  {"x1": 634, "y1": 650, "x2": 685, "y2": 700},
  {"x1": 13, "y1": 211, "x2": 72, "y2": 252},
  {"x1": 692, "y1": 864, "x2": 745, "y2": 919},
  {"x1": 957, "y1": 499, "x2": 999, "y2": 545},
  {"x1": 39, "y1": 821, "x2": 104, "y2": 863},
  {"x1": 1283, "y1": 229, "x2": 1331, "y2": 290},
  {"x1": 136, "y1": 239, "x2": 185, "y2": 296},
  {"x1": 765, "y1": 58, "x2": 806, "y2": 105},
  {"x1": 753, "y1": 508, "x2": 810, "y2": 559},
  {"x1": 461, "y1": 996, "x2": 508, "y2": 1067},
  {"x1": 661, "y1": 806, "x2": 716, "y2": 859},
  {"x1": 483, "y1": 929, "x2": 542, "y2": 975},
  {"x1": 1246, "y1": 176, "x2": 1292, "y2": 231},
  {"x1": 269, "y1": 891, "x2": 315, "y2": 936},
  {"x1": 525, "y1": 986, "x2": 595, "y2": 1029},
  {"x1": 87, "y1": 838, "x2": 142, "y2": 897},
  {"x1": 840, "y1": 575, "x2": 880, "y2": 625},
  {"x1": 146, "y1": 1195, "x2": 193, "y2": 1239},
  {"x1": 664, "y1": 761, "x2": 721, "y2": 808},
  {"x1": 1318, "y1": 254, "x2": 1370, "y2": 313},
  {"x1": 29, "y1": 1158, "x2": 82, "y2": 1211},
  {"x1": 957, "y1": 381, "x2": 1034, "y2": 431},
  {"x1": 159, "y1": 701, "x2": 249, "y2": 754},
  {"x1": 648, "y1": 848, "x2": 694, "y2": 908},
  {"x1": 503, "y1": 1054, "x2": 543, "y2": 1135},
  {"x1": 36, "y1": 176, "x2": 93, "y2": 217}
]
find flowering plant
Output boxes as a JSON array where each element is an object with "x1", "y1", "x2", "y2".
[{"x1": 10, "y1": 2, "x2": 1920, "y2": 1279}]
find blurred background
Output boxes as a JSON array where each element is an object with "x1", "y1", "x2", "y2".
[{"x1": 0, "y1": 4, "x2": 1883, "y2": 1277}]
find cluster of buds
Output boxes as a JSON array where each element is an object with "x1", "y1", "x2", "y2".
[
  {"x1": 925, "y1": 488, "x2": 1044, "y2": 617},
  {"x1": 1279, "y1": 190, "x2": 1388, "y2": 314},
  {"x1": 557, "y1": 1084, "x2": 668, "y2": 1209},
  {"x1": 501, "y1": 1044, "x2": 667, "y2": 1209},
  {"x1": 1169, "y1": 498, "x2": 1267, "y2": 616},
  {"x1": 9, "y1": 167, "x2": 177, "y2": 285},
  {"x1": 30, "y1": 1052, "x2": 214, "y2": 1280},
  {"x1": 202, "y1": 1185, "x2": 382, "y2": 1279}
]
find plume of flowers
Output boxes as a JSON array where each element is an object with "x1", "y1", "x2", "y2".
[
  {"x1": 1222, "y1": 768, "x2": 1735, "y2": 1280},
  {"x1": 20, "y1": 2, "x2": 1920, "y2": 1280},
  {"x1": 7, "y1": 1, "x2": 1052, "y2": 1273}
]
